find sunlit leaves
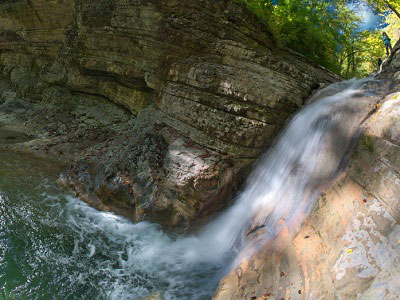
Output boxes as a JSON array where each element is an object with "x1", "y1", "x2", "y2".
[
  {"x1": 385, "y1": 12, "x2": 400, "y2": 41},
  {"x1": 365, "y1": 0, "x2": 400, "y2": 18},
  {"x1": 236, "y1": 0, "x2": 362, "y2": 74},
  {"x1": 236, "y1": 0, "x2": 398, "y2": 78},
  {"x1": 341, "y1": 10, "x2": 400, "y2": 78}
]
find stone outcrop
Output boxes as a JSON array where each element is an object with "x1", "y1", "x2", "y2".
[
  {"x1": 213, "y1": 44, "x2": 400, "y2": 300},
  {"x1": 1, "y1": 1, "x2": 399, "y2": 298},
  {"x1": 0, "y1": 0, "x2": 339, "y2": 228}
]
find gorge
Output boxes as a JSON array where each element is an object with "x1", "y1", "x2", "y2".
[{"x1": 0, "y1": 0, "x2": 399, "y2": 299}]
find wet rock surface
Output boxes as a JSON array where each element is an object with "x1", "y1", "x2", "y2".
[
  {"x1": 0, "y1": 1, "x2": 398, "y2": 298},
  {"x1": 0, "y1": 0, "x2": 339, "y2": 229},
  {"x1": 213, "y1": 44, "x2": 400, "y2": 300}
]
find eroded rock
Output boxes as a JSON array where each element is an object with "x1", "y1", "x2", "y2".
[
  {"x1": 0, "y1": 0, "x2": 340, "y2": 228},
  {"x1": 213, "y1": 43, "x2": 400, "y2": 300}
]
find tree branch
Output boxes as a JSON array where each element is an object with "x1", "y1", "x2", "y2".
[{"x1": 383, "y1": 0, "x2": 400, "y2": 19}]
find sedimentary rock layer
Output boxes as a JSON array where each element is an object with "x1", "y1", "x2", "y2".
[
  {"x1": 0, "y1": 0, "x2": 339, "y2": 227},
  {"x1": 213, "y1": 41, "x2": 400, "y2": 300}
]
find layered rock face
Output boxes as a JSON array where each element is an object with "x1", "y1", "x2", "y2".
[
  {"x1": 0, "y1": 0, "x2": 339, "y2": 228},
  {"x1": 213, "y1": 43, "x2": 400, "y2": 300}
]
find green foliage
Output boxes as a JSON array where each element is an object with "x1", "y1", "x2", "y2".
[
  {"x1": 341, "y1": 11, "x2": 400, "y2": 78},
  {"x1": 359, "y1": 0, "x2": 400, "y2": 19},
  {"x1": 385, "y1": 12, "x2": 400, "y2": 42},
  {"x1": 363, "y1": 135, "x2": 375, "y2": 154},
  {"x1": 235, "y1": 0, "x2": 362, "y2": 74},
  {"x1": 339, "y1": 30, "x2": 384, "y2": 78},
  {"x1": 235, "y1": 0, "x2": 399, "y2": 78},
  {"x1": 0, "y1": 288, "x2": 27, "y2": 300}
]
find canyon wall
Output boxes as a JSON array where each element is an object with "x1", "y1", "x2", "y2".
[
  {"x1": 213, "y1": 41, "x2": 400, "y2": 300},
  {"x1": 0, "y1": 0, "x2": 339, "y2": 228},
  {"x1": 2, "y1": 1, "x2": 399, "y2": 298}
]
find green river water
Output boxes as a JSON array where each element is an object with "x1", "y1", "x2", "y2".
[{"x1": 0, "y1": 150, "x2": 222, "y2": 300}]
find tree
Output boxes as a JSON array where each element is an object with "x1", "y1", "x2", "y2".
[
  {"x1": 235, "y1": 0, "x2": 397, "y2": 77},
  {"x1": 384, "y1": 12, "x2": 400, "y2": 41},
  {"x1": 338, "y1": 9, "x2": 400, "y2": 79},
  {"x1": 352, "y1": 0, "x2": 400, "y2": 19},
  {"x1": 340, "y1": 30, "x2": 385, "y2": 78},
  {"x1": 379, "y1": 0, "x2": 400, "y2": 19},
  {"x1": 235, "y1": 0, "x2": 362, "y2": 73}
]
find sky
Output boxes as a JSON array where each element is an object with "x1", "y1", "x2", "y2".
[
  {"x1": 351, "y1": 3, "x2": 384, "y2": 30},
  {"x1": 359, "y1": 5, "x2": 383, "y2": 29}
]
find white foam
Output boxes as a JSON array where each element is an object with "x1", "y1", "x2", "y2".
[
  {"x1": 196, "y1": 78, "x2": 372, "y2": 264},
  {"x1": 35, "y1": 78, "x2": 377, "y2": 299}
]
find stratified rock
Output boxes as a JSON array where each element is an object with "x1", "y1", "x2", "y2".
[
  {"x1": 0, "y1": 0, "x2": 339, "y2": 228},
  {"x1": 213, "y1": 43, "x2": 400, "y2": 300}
]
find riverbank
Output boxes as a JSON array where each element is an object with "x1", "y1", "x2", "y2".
[
  {"x1": 0, "y1": 0, "x2": 340, "y2": 230},
  {"x1": 213, "y1": 42, "x2": 400, "y2": 300},
  {"x1": 0, "y1": 149, "x2": 216, "y2": 300}
]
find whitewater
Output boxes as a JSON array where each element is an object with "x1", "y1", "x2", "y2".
[{"x1": 0, "y1": 77, "x2": 384, "y2": 299}]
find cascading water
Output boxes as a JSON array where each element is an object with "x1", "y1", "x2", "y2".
[
  {"x1": 0, "y1": 78, "x2": 383, "y2": 300},
  {"x1": 197, "y1": 78, "x2": 373, "y2": 261}
]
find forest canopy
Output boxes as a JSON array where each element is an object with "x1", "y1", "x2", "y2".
[{"x1": 235, "y1": 0, "x2": 400, "y2": 78}]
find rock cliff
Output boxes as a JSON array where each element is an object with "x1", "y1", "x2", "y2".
[
  {"x1": 213, "y1": 41, "x2": 400, "y2": 300},
  {"x1": 0, "y1": 0, "x2": 339, "y2": 228}
]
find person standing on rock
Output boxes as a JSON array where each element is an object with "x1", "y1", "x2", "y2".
[{"x1": 382, "y1": 32, "x2": 393, "y2": 57}]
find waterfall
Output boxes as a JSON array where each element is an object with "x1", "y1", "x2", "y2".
[
  {"x1": 142, "y1": 77, "x2": 380, "y2": 299},
  {"x1": 195, "y1": 77, "x2": 377, "y2": 263},
  {"x1": 112, "y1": 76, "x2": 382, "y2": 299},
  {"x1": 0, "y1": 78, "x2": 383, "y2": 300}
]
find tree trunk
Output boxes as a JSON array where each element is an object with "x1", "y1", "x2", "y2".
[
  {"x1": 346, "y1": 54, "x2": 351, "y2": 78},
  {"x1": 384, "y1": 0, "x2": 400, "y2": 19},
  {"x1": 339, "y1": 51, "x2": 345, "y2": 76}
]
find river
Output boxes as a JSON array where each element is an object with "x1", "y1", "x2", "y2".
[
  {"x1": 0, "y1": 151, "x2": 222, "y2": 300},
  {"x1": 0, "y1": 77, "x2": 379, "y2": 300}
]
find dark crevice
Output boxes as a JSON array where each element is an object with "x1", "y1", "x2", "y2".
[
  {"x1": 68, "y1": 89, "x2": 135, "y2": 116},
  {"x1": 77, "y1": 67, "x2": 155, "y2": 93}
]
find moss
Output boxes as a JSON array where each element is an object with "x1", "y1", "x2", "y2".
[
  {"x1": 320, "y1": 192, "x2": 327, "y2": 202},
  {"x1": 362, "y1": 135, "x2": 375, "y2": 154}
]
